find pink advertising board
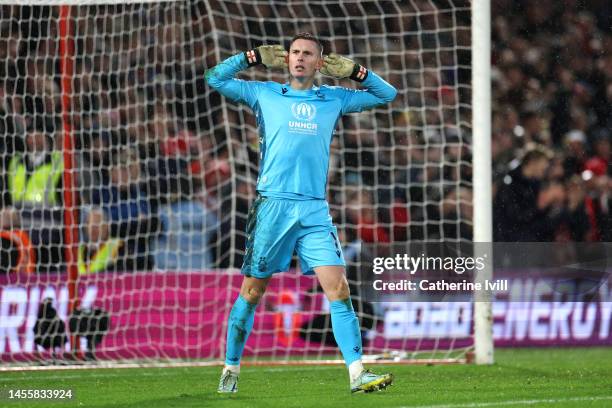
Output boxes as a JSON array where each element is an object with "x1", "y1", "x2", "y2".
[{"x1": 0, "y1": 272, "x2": 610, "y2": 363}]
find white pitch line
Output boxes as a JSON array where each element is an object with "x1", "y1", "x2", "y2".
[
  {"x1": 0, "y1": 371, "x2": 175, "y2": 382},
  {"x1": 0, "y1": 365, "x2": 327, "y2": 383},
  {"x1": 399, "y1": 395, "x2": 612, "y2": 408}
]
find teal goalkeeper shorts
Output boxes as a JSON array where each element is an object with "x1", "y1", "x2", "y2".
[{"x1": 241, "y1": 196, "x2": 346, "y2": 278}]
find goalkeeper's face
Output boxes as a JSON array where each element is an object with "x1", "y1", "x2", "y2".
[{"x1": 288, "y1": 39, "x2": 323, "y2": 81}]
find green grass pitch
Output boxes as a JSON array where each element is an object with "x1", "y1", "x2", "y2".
[{"x1": 1, "y1": 348, "x2": 611, "y2": 408}]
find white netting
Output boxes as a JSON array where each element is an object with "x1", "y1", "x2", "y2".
[{"x1": 0, "y1": 0, "x2": 473, "y2": 366}]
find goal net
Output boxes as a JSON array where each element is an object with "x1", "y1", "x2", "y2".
[{"x1": 0, "y1": 0, "x2": 476, "y2": 367}]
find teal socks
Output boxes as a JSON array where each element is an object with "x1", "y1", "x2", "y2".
[
  {"x1": 330, "y1": 298, "x2": 363, "y2": 366},
  {"x1": 225, "y1": 295, "x2": 257, "y2": 365}
]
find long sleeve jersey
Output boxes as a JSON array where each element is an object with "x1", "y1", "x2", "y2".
[{"x1": 205, "y1": 53, "x2": 397, "y2": 200}]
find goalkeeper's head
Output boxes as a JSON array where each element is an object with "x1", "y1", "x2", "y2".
[{"x1": 288, "y1": 32, "x2": 324, "y2": 81}]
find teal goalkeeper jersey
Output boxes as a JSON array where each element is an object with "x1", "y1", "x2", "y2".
[{"x1": 206, "y1": 53, "x2": 397, "y2": 200}]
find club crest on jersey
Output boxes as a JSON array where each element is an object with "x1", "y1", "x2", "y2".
[{"x1": 291, "y1": 102, "x2": 316, "y2": 121}]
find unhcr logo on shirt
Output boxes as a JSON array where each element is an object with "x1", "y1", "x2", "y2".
[
  {"x1": 289, "y1": 102, "x2": 318, "y2": 134},
  {"x1": 291, "y1": 102, "x2": 316, "y2": 121}
]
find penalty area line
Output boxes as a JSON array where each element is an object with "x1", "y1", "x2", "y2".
[{"x1": 399, "y1": 395, "x2": 612, "y2": 408}]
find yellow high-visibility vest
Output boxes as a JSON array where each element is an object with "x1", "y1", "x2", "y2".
[
  {"x1": 8, "y1": 152, "x2": 63, "y2": 205},
  {"x1": 77, "y1": 238, "x2": 123, "y2": 274}
]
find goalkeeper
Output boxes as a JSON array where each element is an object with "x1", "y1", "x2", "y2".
[{"x1": 206, "y1": 33, "x2": 397, "y2": 394}]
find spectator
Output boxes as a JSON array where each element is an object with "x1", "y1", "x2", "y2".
[
  {"x1": 91, "y1": 147, "x2": 158, "y2": 271},
  {"x1": 0, "y1": 120, "x2": 64, "y2": 272},
  {"x1": 582, "y1": 158, "x2": 610, "y2": 241},
  {"x1": 493, "y1": 144, "x2": 563, "y2": 241},
  {"x1": 441, "y1": 187, "x2": 474, "y2": 241},
  {"x1": 346, "y1": 190, "x2": 390, "y2": 243},
  {"x1": 562, "y1": 130, "x2": 588, "y2": 177},
  {"x1": 589, "y1": 130, "x2": 611, "y2": 174},
  {"x1": 554, "y1": 175, "x2": 590, "y2": 242},
  {"x1": 152, "y1": 182, "x2": 218, "y2": 272},
  {"x1": 77, "y1": 129, "x2": 112, "y2": 205},
  {"x1": 78, "y1": 207, "x2": 123, "y2": 274}
]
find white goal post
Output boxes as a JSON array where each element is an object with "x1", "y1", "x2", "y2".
[
  {"x1": 0, "y1": 0, "x2": 492, "y2": 367},
  {"x1": 471, "y1": 0, "x2": 494, "y2": 365}
]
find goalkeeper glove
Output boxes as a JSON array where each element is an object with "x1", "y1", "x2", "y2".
[
  {"x1": 320, "y1": 53, "x2": 369, "y2": 82},
  {"x1": 244, "y1": 45, "x2": 288, "y2": 69}
]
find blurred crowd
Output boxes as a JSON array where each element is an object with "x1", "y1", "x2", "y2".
[
  {"x1": 490, "y1": 0, "x2": 611, "y2": 242},
  {"x1": 0, "y1": 4, "x2": 223, "y2": 273},
  {"x1": 0, "y1": 1, "x2": 609, "y2": 274}
]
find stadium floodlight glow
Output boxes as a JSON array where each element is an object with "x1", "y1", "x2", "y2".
[{"x1": 0, "y1": 0, "x2": 492, "y2": 368}]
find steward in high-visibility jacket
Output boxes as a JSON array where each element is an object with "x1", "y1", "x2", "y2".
[
  {"x1": 8, "y1": 151, "x2": 63, "y2": 207},
  {"x1": 77, "y1": 238, "x2": 123, "y2": 274},
  {"x1": 4, "y1": 134, "x2": 65, "y2": 273}
]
